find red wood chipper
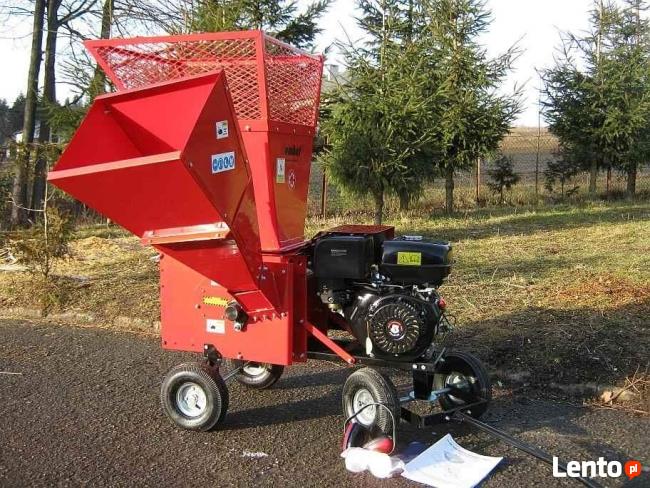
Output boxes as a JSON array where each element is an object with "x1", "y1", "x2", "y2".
[{"x1": 48, "y1": 31, "x2": 491, "y2": 436}]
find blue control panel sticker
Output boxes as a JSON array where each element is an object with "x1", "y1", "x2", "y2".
[{"x1": 211, "y1": 151, "x2": 235, "y2": 174}]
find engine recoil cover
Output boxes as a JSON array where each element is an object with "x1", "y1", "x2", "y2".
[
  {"x1": 369, "y1": 301, "x2": 422, "y2": 355},
  {"x1": 348, "y1": 294, "x2": 439, "y2": 361}
]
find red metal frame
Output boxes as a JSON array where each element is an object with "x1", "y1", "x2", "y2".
[
  {"x1": 48, "y1": 32, "x2": 377, "y2": 367},
  {"x1": 303, "y1": 321, "x2": 356, "y2": 365}
]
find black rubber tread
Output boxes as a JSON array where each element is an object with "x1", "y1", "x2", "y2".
[
  {"x1": 341, "y1": 367, "x2": 400, "y2": 436},
  {"x1": 160, "y1": 362, "x2": 229, "y2": 431},
  {"x1": 228, "y1": 360, "x2": 284, "y2": 389},
  {"x1": 433, "y1": 350, "x2": 492, "y2": 418}
]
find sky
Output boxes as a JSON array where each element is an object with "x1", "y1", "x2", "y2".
[{"x1": 0, "y1": 0, "x2": 596, "y2": 126}]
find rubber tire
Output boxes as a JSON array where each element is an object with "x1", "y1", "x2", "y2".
[
  {"x1": 433, "y1": 351, "x2": 492, "y2": 418},
  {"x1": 229, "y1": 360, "x2": 284, "y2": 389},
  {"x1": 342, "y1": 368, "x2": 400, "y2": 436},
  {"x1": 160, "y1": 362, "x2": 229, "y2": 431}
]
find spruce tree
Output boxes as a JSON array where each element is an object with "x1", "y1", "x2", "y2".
[
  {"x1": 487, "y1": 155, "x2": 520, "y2": 204},
  {"x1": 9, "y1": 95, "x2": 26, "y2": 135},
  {"x1": 320, "y1": 0, "x2": 442, "y2": 224},
  {"x1": 0, "y1": 99, "x2": 10, "y2": 141},
  {"x1": 544, "y1": 158, "x2": 580, "y2": 198},
  {"x1": 542, "y1": 0, "x2": 650, "y2": 196},
  {"x1": 188, "y1": 0, "x2": 331, "y2": 49},
  {"x1": 607, "y1": 0, "x2": 650, "y2": 195},
  {"x1": 419, "y1": 0, "x2": 521, "y2": 213}
]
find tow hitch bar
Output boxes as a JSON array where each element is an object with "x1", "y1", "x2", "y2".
[{"x1": 454, "y1": 411, "x2": 603, "y2": 488}]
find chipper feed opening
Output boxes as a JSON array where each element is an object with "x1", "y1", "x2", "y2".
[{"x1": 83, "y1": 31, "x2": 324, "y2": 252}]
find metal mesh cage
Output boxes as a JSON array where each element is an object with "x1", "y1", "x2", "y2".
[{"x1": 86, "y1": 32, "x2": 324, "y2": 127}]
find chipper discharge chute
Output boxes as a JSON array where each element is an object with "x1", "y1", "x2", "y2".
[{"x1": 49, "y1": 32, "x2": 492, "y2": 437}]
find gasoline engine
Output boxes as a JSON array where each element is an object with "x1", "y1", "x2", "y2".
[{"x1": 310, "y1": 231, "x2": 453, "y2": 362}]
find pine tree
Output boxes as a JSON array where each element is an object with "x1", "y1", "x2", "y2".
[
  {"x1": 320, "y1": 0, "x2": 442, "y2": 224},
  {"x1": 188, "y1": 0, "x2": 331, "y2": 48},
  {"x1": 487, "y1": 155, "x2": 520, "y2": 204}
]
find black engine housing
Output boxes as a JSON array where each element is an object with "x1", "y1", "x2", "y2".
[
  {"x1": 381, "y1": 237, "x2": 452, "y2": 286},
  {"x1": 309, "y1": 231, "x2": 451, "y2": 361},
  {"x1": 313, "y1": 234, "x2": 452, "y2": 287}
]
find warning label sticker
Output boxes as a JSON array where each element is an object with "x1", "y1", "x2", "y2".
[
  {"x1": 211, "y1": 151, "x2": 235, "y2": 174},
  {"x1": 206, "y1": 319, "x2": 225, "y2": 334},
  {"x1": 216, "y1": 120, "x2": 229, "y2": 139},
  {"x1": 203, "y1": 296, "x2": 229, "y2": 307},
  {"x1": 276, "y1": 158, "x2": 286, "y2": 183}
]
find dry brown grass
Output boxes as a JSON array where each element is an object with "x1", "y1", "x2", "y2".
[
  {"x1": 1, "y1": 200, "x2": 648, "y2": 399},
  {"x1": 0, "y1": 234, "x2": 159, "y2": 325},
  {"x1": 592, "y1": 367, "x2": 650, "y2": 415}
]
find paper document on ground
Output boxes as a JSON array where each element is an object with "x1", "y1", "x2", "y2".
[{"x1": 402, "y1": 434, "x2": 502, "y2": 488}]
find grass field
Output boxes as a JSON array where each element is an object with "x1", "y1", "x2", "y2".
[{"x1": 1, "y1": 200, "x2": 648, "y2": 408}]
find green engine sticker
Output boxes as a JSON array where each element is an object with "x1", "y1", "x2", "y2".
[{"x1": 397, "y1": 251, "x2": 422, "y2": 266}]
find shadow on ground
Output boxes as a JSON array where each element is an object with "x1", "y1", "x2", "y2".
[{"x1": 445, "y1": 298, "x2": 649, "y2": 388}]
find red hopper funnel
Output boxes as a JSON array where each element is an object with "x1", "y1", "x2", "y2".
[
  {"x1": 83, "y1": 32, "x2": 324, "y2": 252},
  {"x1": 49, "y1": 32, "x2": 324, "y2": 315},
  {"x1": 49, "y1": 72, "x2": 263, "y2": 292}
]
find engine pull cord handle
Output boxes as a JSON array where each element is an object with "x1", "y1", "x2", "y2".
[
  {"x1": 343, "y1": 402, "x2": 397, "y2": 455},
  {"x1": 454, "y1": 411, "x2": 603, "y2": 488}
]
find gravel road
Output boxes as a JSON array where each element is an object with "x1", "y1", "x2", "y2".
[{"x1": 0, "y1": 319, "x2": 647, "y2": 487}]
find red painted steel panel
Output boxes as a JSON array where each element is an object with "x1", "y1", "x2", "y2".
[
  {"x1": 160, "y1": 253, "x2": 301, "y2": 365},
  {"x1": 239, "y1": 129, "x2": 315, "y2": 250},
  {"x1": 156, "y1": 240, "x2": 260, "y2": 295},
  {"x1": 51, "y1": 154, "x2": 221, "y2": 237},
  {"x1": 267, "y1": 131, "x2": 315, "y2": 248}
]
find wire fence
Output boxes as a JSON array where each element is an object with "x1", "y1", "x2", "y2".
[
  {"x1": 2, "y1": 133, "x2": 649, "y2": 226},
  {"x1": 308, "y1": 129, "x2": 650, "y2": 217}
]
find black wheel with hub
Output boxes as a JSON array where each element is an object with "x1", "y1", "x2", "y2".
[
  {"x1": 229, "y1": 360, "x2": 284, "y2": 389},
  {"x1": 160, "y1": 362, "x2": 229, "y2": 431},
  {"x1": 342, "y1": 367, "x2": 400, "y2": 435},
  {"x1": 433, "y1": 351, "x2": 491, "y2": 418}
]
